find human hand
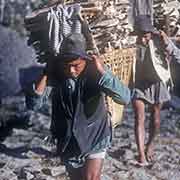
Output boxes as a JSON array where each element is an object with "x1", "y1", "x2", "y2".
[
  {"x1": 35, "y1": 74, "x2": 47, "y2": 95},
  {"x1": 159, "y1": 30, "x2": 169, "y2": 45},
  {"x1": 91, "y1": 55, "x2": 106, "y2": 75},
  {"x1": 175, "y1": 35, "x2": 180, "y2": 43}
]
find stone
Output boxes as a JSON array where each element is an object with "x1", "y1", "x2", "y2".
[{"x1": 51, "y1": 166, "x2": 66, "y2": 177}]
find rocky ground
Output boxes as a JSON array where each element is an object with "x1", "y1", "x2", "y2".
[
  {"x1": 0, "y1": 1, "x2": 180, "y2": 179},
  {"x1": 0, "y1": 96, "x2": 180, "y2": 180}
]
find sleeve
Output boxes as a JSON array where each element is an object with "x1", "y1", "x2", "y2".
[
  {"x1": 98, "y1": 67, "x2": 131, "y2": 105},
  {"x1": 165, "y1": 39, "x2": 180, "y2": 63},
  {"x1": 25, "y1": 84, "x2": 52, "y2": 111}
]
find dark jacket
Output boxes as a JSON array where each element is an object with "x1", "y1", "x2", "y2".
[
  {"x1": 26, "y1": 63, "x2": 130, "y2": 154},
  {"x1": 134, "y1": 36, "x2": 180, "y2": 86}
]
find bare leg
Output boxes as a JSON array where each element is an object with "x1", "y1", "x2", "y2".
[
  {"x1": 133, "y1": 99, "x2": 146, "y2": 164},
  {"x1": 83, "y1": 158, "x2": 104, "y2": 180},
  {"x1": 146, "y1": 103, "x2": 162, "y2": 162}
]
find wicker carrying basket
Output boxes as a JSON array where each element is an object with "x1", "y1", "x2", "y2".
[{"x1": 101, "y1": 48, "x2": 135, "y2": 128}]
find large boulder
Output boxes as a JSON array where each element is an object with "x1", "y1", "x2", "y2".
[{"x1": 0, "y1": 25, "x2": 43, "y2": 98}]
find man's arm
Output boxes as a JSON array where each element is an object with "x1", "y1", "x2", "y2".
[
  {"x1": 35, "y1": 75, "x2": 48, "y2": 95},
  {"x1": 165, "y1": 39, "x2": 180, "y2": 63},
  {"x1": 160, "y1": 31, "x2": 180, "y2": 63},
  {"x1": 91, "y1": 55, "x2": 131, "y2": 105},
  {"x1": 25, "y1": 74, "x2": 51, "y2": 111}
]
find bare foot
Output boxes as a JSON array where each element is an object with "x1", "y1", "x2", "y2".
[
  {"x1": 136, "y1": 161, "x2": 149, "y2": 167},
  {"x1": 146, "y1": 144, "x2": 154, "y2": 162},
  {"x1": 138, "y1": 154, "x2": 147, "y2": 164},
  {"x1": 132, "y1": 155, "x2": 149, "y2": 167}
]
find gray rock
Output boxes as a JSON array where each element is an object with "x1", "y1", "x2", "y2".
[
  {"x1": 101, "y1": 174, "x2": 112, "y2": 180},
  {"x1": 0, "y1": 168, "x2": 18, "y2": 180},
  {"x1": 0, "y1": 87, "x2": 180, "y2": 179},
  {"x1": 26, "y1": 171, "x2": 34, "y2": 180},
  {"x1": 129, "y1": 169, "x2": 156, "y2": 180},
  {"x1": 0, "y1": 25, "x2": 43, "y2": 98},
  {"x1": 51, "y1": 166, "x2": 66, "y2": 177},
  {"x1": 41, "y1": 168, "x2": 52, "y2": 176}
]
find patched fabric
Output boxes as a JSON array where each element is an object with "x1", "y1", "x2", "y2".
[
  {"x1": 47, "y1": 4, "x2": 82, "y2": 55},
  {"x1": 25, "y1": 3, "x2": 95, "y2": 63},
  {"x1": 132, "y1": 0, "x2": 153, "y2": 22},
  {"x1": 132, "y1": 81, "x2": 171, "y2": 104}
]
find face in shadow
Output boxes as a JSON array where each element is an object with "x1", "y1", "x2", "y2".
[
  {"x1": 57, "y1": 58, "x2": 87, "y2": 79},
  {"x1": 138, "y1": 32, "x2": 152, "y2": 46}
]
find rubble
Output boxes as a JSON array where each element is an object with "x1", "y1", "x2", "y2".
[{"x1": 0, "y1": 100, "x2": 180, "y2": 179}]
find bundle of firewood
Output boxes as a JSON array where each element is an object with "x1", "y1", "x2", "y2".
[
  {"x1": 62, "y1": 1, "x2": 136, "y2": 52},
  {"x1": 84, "y1": 0, "x2": 136, "y2": 53},
  {"x1": 25, "y1": 0, "x2": 180, "y2": 60},
  {"x1": 153, "y1": 0, "x2": 180, "y2": 36},
  {"x1": 25, "y1": 0, "x2": 136, "y2": 57}
]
